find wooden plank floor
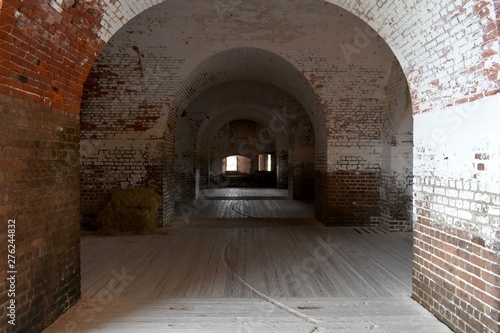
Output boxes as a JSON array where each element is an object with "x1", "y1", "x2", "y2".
[
  {"x1": 176, "y1": 199, "x2": 314, "y2": 219},
  {"x1": 78, "y1": 226, "x2": 412, "y2": 299},
  {"x1": 45, "y1": 195, "x2": 451, "y2": 332},
  {"x1": 45, "y1": 298, "x2": 452, "y2": 333},
  {"x1": 199, "y1": 188, "x2": 288, "y2": 199}
]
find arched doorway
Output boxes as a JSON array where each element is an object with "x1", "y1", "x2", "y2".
[
  {"x1": 173, "y1": 79, "x2": 315, "y2": 203},
  {"x1": 76, "y1": 0, "x2": 417, "y2": 328},
  {"x1": 0, "y1": 0, "x2": 497, "y2": 332}
]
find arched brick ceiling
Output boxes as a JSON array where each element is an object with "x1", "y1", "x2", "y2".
[
  {"x1": 194, "y1": 97, "x2": 291, "y2": 146},
  {"x1": 91, "y1": 0, "x2": 500, "y2": 110},
  {"x1": 82, "y1": 0, "x2": 399, "y2": 142},
  {"x1": 197, "y1": 109, "x2": 290, "y2": 155},
  {"x1": 0, "y1": 0, "x2": 497, "y2": 113},
  {"x1": 175, "y1": 80, "x2": 311, "y2": 157},
  {"x1": 168, "y1": 47, "x2": 325, "y2": 140}
]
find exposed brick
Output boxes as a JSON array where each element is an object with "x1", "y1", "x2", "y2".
[
  {"x1": 1, "y1": 1, "x2": 499, "y2": 333},
  {"x1": 0, "y1": 92, "x2": 80, "y2": 332}
]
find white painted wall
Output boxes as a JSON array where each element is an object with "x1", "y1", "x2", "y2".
[{"x1": 414, "y1": 93, "x2": 500, "y2": 246}]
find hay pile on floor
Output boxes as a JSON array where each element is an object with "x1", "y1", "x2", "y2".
[{"x1": 97, "y1": 188, "x2": 162, "y2": 235}]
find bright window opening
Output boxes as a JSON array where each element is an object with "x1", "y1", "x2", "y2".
[
  {"x1": 226, "y1": 155, "x2": 238, "y2": 171},
  {"x1": 223, "y1": 155, "x2": 251, "y2": 174},
  {"x1": 258, "y1": 153, "x2": 273, "y2": 172}
]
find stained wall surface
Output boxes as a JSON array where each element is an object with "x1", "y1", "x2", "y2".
[
  {"x1": 79, "y1": 0, "x2": 406, "y2": 229},
  {"x1": 0, "y1": 0, "x2": 498, "y2": 332}
]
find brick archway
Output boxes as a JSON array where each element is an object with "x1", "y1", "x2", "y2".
[
  {"x1": 160, "y1": 47, "x2": 323, "y2": 223},
  {"x1": 0, "y1": 1, "x2": 498, "y2": 332}
]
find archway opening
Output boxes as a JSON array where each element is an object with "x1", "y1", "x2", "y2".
[
  {"x1": 3, "y1": 0, "x2": 498, "y2": 331},
  {"x1": 75, "y1": 1, "x2": 417, "y2": 331},
  {"x1": 220, "y1": 154, "x2": 253, "y2": 186},
  {"x1": 172, "y1": 79, "x2": 316, "y2": 204}
]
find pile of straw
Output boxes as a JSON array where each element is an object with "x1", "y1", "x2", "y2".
[{"x1": 97, "y1": 188, "x2": 161, "y2": 234}]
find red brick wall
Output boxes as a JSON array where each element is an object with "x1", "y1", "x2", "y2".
[
  {"x1": 315, "y1": 170, "x2": 382, "y2": 226},
  {"x1": 0, "y1": 0, "x2": 103, "y2": 111},
  {"x1": 79, "y1": 139, "x2": 165, "y2": 220},
  {"x1": 0, "y1": 1, "x2": 102, "y2": 331},
  {"x1": 413, "y1": 215, "x2": 500, "y2": 332},
  {"x1": 332, "y1": 0, "x2": 499, "y2": 111},
  {"x1": 0, "y1": 92, "x2": 80, "y2": 332}
]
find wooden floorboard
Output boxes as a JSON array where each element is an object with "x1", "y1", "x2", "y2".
[
  {"x1": 78, "y1": 225, "x2": 414, "y2": 300},
  {"x1": 45, "y1": 195, "x2": 451, "y2": 332},
  {"x1": 176, "y1": 198, "x2": 315, "y2": 219},
  {"x1": 199, "y1": 188, "x2": 288, "y2": 199},
  {"x1": 45, "y1": 298, "x2": 452, "y2": 333}
]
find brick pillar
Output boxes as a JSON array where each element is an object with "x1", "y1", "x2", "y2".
[{"x1": 0, "y1": 93, "x2": 81, "y2": 332}]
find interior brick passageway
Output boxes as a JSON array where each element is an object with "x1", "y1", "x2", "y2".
[{"x1": 0, "y1": 1, "x2": 498, "y2": 332}]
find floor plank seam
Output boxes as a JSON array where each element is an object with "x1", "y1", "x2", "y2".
[{"x1": 223, "y1": 202, "x2": 322, "y2": 328}]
